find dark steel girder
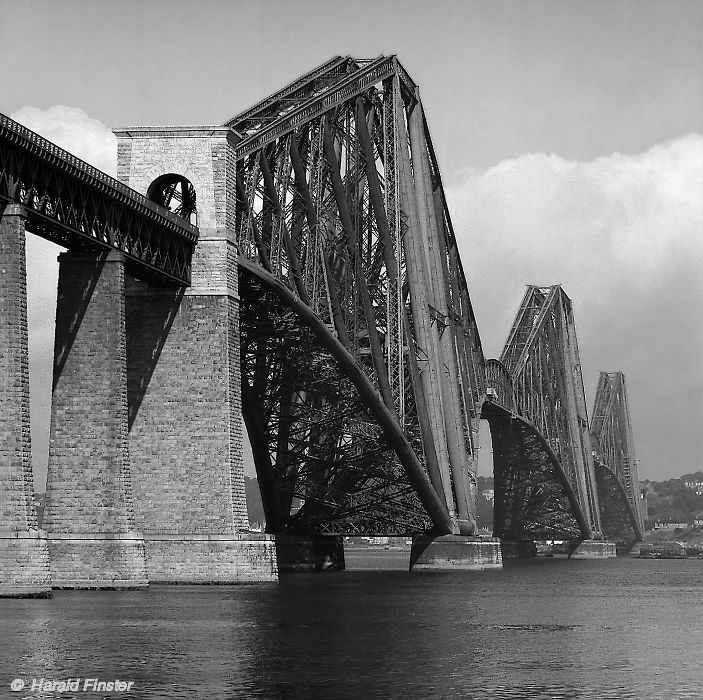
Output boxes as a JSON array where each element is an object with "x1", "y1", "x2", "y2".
[
  {"x1": 593, "y1": 460, "x2": 644, "y2": 543},
  {"x1": 483, "y1": 400, "x2": 591, "y2": 540},
  {"x1": 591, "y1": 371, "x2": 645, "y2": 541},
  {"x1": 239, "y1": 256, "x2": 454, "y2": 535}
]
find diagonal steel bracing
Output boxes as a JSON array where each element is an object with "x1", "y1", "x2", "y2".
[
  {"x1": 485, "y1": 286, "x2": 601, "y2": 540},
  {"x1": 234, "y1": 56, "x2": 485, "y2": 536},
  {"x1": 591, "y1": 371, "x2": 645, "y2": 542}
]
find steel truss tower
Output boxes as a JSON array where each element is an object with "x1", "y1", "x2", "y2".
[
  {"x1": 591, "y1": 371, "x2": 645, "y2": 543},
  {"x1": 229, "y1": 56, "x2": 485, "y2": 535},
  {"x1": 484, "y1": 285, "x2": 602, "y2": 541}
]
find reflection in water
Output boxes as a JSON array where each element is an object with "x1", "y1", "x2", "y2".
[{"x1": 1, "y1": 557, "x2": 702, "y2": 699}]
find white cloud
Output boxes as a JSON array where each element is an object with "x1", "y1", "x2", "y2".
[
  {"x1": 448, "y1": 135, "x2": 703, "y2": 478},
  {"x1": 11, "y1": 105, "x2": 117, "y2": 176},
  {"x1": 448, "y1": 134, "x2": 703, "y2": 352}
]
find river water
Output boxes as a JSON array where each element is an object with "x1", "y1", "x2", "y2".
[{"x1": 2, "y1": 553, "x2": 702, "y2": 699}]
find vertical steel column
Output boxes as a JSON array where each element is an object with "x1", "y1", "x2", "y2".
[
  {"x1": 407, "y1": 99, "x2": 473, "y2": 529},
  {"x1": 322, "y1": 118, "x2": 395, "y2": 414},
  {"x1": 431, "y1": 189, "x2": 478, "y2": 528},
  {"x1": 561, "y1": 294, "x2": 601, "y2": 534},
  {"x1": 617, "y1": 374, "x2": 644, "y2": 533},
  {"x1": 393, "y1": 80, "x2": 456, "y2": 526},
  {"x1": 554, "y1": 294, "x2": 594, "y2": 537}
]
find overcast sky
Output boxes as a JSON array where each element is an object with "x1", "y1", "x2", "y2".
[{"x1": 2, "y1": 0, "x2": 702, "y2": 485}]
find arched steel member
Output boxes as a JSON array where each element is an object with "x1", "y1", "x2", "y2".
[
  {"x1": 593, "y1": 459, "x2": 644, "y2": 542},
  {"x1": 482, "y1": 399, "x2": 592, "y2": 540},
  {"x1": 239, "y1": 256, "x2": 455, "y2": 535},
  {"x1": 590, "y1": 371, "x2": 644, "y2": 542},
  {"x1": 147, "y1": 173, "x2": 197, "y2": 224}
]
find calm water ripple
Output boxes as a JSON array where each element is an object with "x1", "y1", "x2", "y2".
[{"x1": 1, "y1": 555, "x2": 702, "y2": 699}]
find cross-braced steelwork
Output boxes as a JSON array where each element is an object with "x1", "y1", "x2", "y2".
[
  {"x1": 484, "y1": 286, "x2": 601, "y2": 541},
  {"x1": 591, "y1": 371, "x2": 645, "y2": 543},
  {"x1": 0, "y1": 113, "x2": 198, "y2": 285},
  {"x1": 231, "y1": 56, "x2": 485, "y2": 536}
]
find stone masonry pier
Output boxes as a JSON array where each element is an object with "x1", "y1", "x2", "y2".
[
  {"x1": 0, "y1": 204, "x2": 52, "y2": 597},
  {"x1": 2, "y1": 126, "x2": 278, "y2": 591},
  {"x1": 44, "y1": 250, "x2": 147, "y2": 589},
  {"x1": 115, "y1": 125, "x2": 277, "y2": 584}
]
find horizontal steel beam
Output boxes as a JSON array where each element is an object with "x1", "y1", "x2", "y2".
[{"x1": 232, "y1": 56, "x2": 408, "y2": 161}]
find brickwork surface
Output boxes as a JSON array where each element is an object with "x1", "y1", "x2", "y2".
[
  {"x1": 145, "y1": 535, "x2": 277, "y2": 583},
  {"x1": 44, "y1": 251, "x2": 147, "y2": 587},
  {"x1": 0, "y1": 204, "x2": 52, "y2": 596},
  {"x1": 126, "y1": 286, "x2": 247, "y2": 535},
  {"x1": 48, "y1": 535, "x2": 148, "y2": 588},
  {"x1": 0, "y1": 533, "x2": 52, "y2": 597},
  {"x1": 410, "y1": 536, "x2": 503, "y2": 570},
  {"x1": 569, "y1": 540, "x2": 617, "y2": 559},
  {"x1": 117, "y1": 126, "x2": 275, "y2": 582}
]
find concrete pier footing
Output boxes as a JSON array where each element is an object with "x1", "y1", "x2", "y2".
[
  {"x1": 410, "y1": 535, "x2": 503, "y2": 571},
  {"x1": 568, "y1": 540, "x2": 617, "y2": 558},
  {"x1": 275, "y1": 535, "x2": 346, "y2": 573}
]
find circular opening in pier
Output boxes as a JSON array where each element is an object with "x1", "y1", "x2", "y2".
[{"x1": 147, "y1": 173, "x2": 197, "y2": 224}]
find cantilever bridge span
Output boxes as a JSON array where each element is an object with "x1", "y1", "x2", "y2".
[
  {"x1": 1, "y1": 56, "x2": 642, "y2": 595},
  {"x1": 591, "y1": 371, "x2": 645, "y2": 544}
]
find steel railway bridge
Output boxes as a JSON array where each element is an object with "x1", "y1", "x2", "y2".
[{"x1": 0, "y1": 56, "x2": 644, "y2": 593}]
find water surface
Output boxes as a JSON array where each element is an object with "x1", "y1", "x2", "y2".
[{"x1": 2, "y1": 555, "x2": 702, "y2": 698}]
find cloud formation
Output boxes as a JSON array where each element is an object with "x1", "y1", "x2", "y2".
[
  {"x1": 447, "y1": 136, "x2": 703, "y2": 479},
  {"x1": 12, "y1": 105, "x2": 118, "y2": 176}
]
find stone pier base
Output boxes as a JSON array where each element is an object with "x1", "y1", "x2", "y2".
[
  {"x1": 49, "y1": 534, "x2": 148, "y2": 589},
  {"x1": 410, "y1": 535, "x2": 503, "y2": 571},
  {"x1": 274, "y1": 535, "x2": 345, "y2": 573},
  {"x1": 0, "y1": 531, "x2": 52, "y2": 598},
  {"x1": 568, "y1": 540, "x2": 617, "y2": 559},
  {"x1": 144, "y1": 534, "x2": 277, "y2": 583}
]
